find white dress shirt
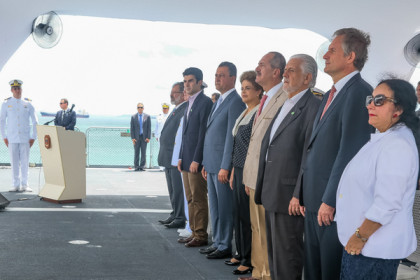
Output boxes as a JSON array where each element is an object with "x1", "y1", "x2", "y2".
[
  {"x1": 211, "y1": 88, "x2": 234, "y2": 117},
  {"x1": 171, "y1": 116, "x2": 184, "y2": 166},
  {"x1": 261, "y1": 82, "x2": 283, "y2": 113},
  {"x1": 336, "y1": 124, "x2": 418, "y2": 259},
  {"x1": 269, "y1": 88, "x2": 306, "y2": 143},
  {"x1": 329, "y1": 70, "x2": 359, "y2": 105}
]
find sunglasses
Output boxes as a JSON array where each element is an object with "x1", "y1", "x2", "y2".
[
  {"x1": 137, "y1": 107, "x2": 144, "y2": 109},
  {"x1": 59, "y1": 102, "x2": 66, "y2": 104},
  {"x1": 366, "y1": 94, "x2": 397, "y2": 107}
]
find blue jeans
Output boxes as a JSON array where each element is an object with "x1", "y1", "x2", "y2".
[{"x1": 340, "y1": 250, "x2": 399, "y2": 280}]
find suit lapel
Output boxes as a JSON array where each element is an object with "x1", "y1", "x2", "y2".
[
  {"x1": 310, "y1": 73, "x2": 360, "y2": 144},
  {"x1": 207, "y1": 90, "x2": 236, "y2": 127},
  {"x1": 251, "y1": 87, "x2": 287, "y2": 137},
  {"x1": 270, "y1": 90, "x2": 310, "y2": 143},
  {"x1": 183, "y1": 92, "x2": 203, "y2": 133}
]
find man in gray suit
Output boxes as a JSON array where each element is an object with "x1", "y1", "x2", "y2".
[
  {"x1": 254, "y1": 54, "x2": 321, "y2": 279},
  {"x1": 300, "y1": 28, "x2": 373, "y2": 279},
  {"x1": 157, "y1": 82, "x2": 188, "y2": 228},
  {"x1": 130, "y1": 102, "x2": 151, "y2": 171},
  {"x1": 201, "y1": 62, "x2": 246, "y2": 259}
]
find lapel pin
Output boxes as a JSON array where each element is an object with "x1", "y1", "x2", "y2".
[{"x1": 291, "y1": 112, "x2": 295, "y2": 115}]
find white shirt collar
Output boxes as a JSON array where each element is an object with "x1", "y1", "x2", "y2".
[
  {"x1": 334, "y1": 70, "x2": 359, "y2": 93},
  {"x1": 265, "y1": 82, "x2": 283, "y2": 99},
  {"x1": 219, "y1": 88, "x2": 235, "y2": 103},
  {"x1": 175, "y1": 101, "x2": 186, "y2": 109}
]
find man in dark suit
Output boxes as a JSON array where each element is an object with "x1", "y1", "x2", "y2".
[
  {"x1": 254, "y1": 54, "x2": 321, "y2": 279},
  {"x1": 157, "y1": 82, "x2": 188, "y2": 228},
  {"x1": 130, "y1": 102, "x2": 151, "y2": 171},
  {"x1": 201, "y1": 62, "x2": 245, "y2": 259},
  {"x1": 300, "y1": 28, "x2": 374, "y2": 279},
  {"x1": 54, "y1": 98, "x2": 76, "y2": 130},
  {"x1": 177, "y1": 67, "x2": 213, "y2": 247}
]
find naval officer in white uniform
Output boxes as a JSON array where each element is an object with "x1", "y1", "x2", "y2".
[{"x1": 0, "y1": 80, "x2": 38, "y2": 192}]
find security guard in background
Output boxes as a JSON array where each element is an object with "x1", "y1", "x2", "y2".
[{"x1": 0, "y1": 80, "x2": 38, "y2": 192}]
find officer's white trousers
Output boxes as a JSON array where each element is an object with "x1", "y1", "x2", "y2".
[{"x1": 8, "y1": 143, "x2": 30, "y2": 187}]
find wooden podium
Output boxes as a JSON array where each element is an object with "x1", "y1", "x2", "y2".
[{"x1": 37, "y1": 125, "x2": 86, "y2": 203}]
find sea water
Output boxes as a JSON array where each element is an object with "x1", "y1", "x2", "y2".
[{"x1": 0, "y1": 114, "x2": 160, "y2": 168}]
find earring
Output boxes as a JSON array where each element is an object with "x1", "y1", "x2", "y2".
[{"x1": 393, "y1": 114, "x2": 398, "y2": 118}]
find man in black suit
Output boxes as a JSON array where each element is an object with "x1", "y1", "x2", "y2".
[
  {"x1": 54, "y1": 98, "x2": 76, "y2": 130},
  {"x1": 157, "y1": 82, "x2": 188, "y2": 228},
  {"x1": 255, "y1": 54, "x2": 321, "y2": 280},
  {"x1": 300, "y1": 28, "x2": 374, "y2": 279},
  {"x1": 177, "y1": 67, "x2": 213, "y2": 247},
  {"x1": 130, "y1": 102, "x2": 151, "y2": 171}
]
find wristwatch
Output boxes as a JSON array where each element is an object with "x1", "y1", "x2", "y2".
[{"x1": 355, "y1": 228, "x2": 368, "y2": 242}]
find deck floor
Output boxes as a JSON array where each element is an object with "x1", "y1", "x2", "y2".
[{"x1": 0, "y1": 167, "x2": 239, "y2": 280}]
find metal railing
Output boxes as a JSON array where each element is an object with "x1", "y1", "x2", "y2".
[{"x1": 0, "y1": 126, "x2": 161, "y2": 168}]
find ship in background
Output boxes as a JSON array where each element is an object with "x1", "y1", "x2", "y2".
[{"x1": 40, "y1": 109, "x2": 90, "y2": 118}]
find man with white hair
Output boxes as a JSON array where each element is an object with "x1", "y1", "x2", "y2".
[{"x1": 254, "y1": 54, "x2": 321, "y2": 279}]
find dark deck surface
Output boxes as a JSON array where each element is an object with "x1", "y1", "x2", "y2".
[{"x1": 0, "y1": 167, "x2": 240, "y2": 280}]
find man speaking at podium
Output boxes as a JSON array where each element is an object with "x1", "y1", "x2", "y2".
[
  {"x1": 0, "y1": 79, "x2": 38, "y2": 192},
  {"x1": 54, "y1": 98, "x2": 76, "y2": 130}
]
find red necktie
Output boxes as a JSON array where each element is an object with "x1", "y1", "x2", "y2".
[
  {"x1": 255, "y1": 94, "x2": 268, "y2": 123},
  {"x1": 320, "y1": 86, "x2": 336, "y2": 119}
]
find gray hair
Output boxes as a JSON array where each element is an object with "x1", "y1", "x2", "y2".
[
  {"x1": 333, "y1": 28, "x2": 371, "y2": 71},
  {"x1": 172, "y1": 82, "x2": 184, "y2": 92},
  {"x1": 268, "y1": 51, "x2": 286, "y2": 77},
  {"x1": 290, "y1": 54, "x2": 318, "y2": 88}
]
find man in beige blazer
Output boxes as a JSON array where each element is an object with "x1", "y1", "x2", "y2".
[{"x1": 240, "y1": 52, "x2": 288, "y2": 280}]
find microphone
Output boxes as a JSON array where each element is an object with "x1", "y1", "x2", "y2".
[{"x1": 69, "y1": 104, "x2": 75, "y2": 112}]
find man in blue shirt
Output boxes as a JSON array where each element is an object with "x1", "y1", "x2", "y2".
[{"x1": 130, "y1": 103, "x2": 151, "y2": 171}]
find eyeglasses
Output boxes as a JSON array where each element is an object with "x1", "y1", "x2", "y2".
[
  {"x1": 59, "y1": 103, "x2": 66, "y2": 104},
  {"x1": 137, "y1": 107, "x2": 144, "y2": 109},
  {"x1": 366, "y1": 94, "x2": 397, "y2": 107}
]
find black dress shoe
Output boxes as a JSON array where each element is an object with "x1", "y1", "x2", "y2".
[
  {"x1": 199, "y1": 246, "x2": 217, "y2": 254},
  {"x1": 158, "y1": 217, "x2": 174, "y2": 225},
  {"x1": 139, "y1": 167, "x2": 145, "y2": 171},
  {"x1": 233, "y1": 267, "x2": 253, "y2": 275},
  {"x1": 206, "y1": 249, "x2": 232, "y2": 259},
  {"x1": 224, "y1": 260, "x2": 241, "y2": 266},
  {"x1": 164, "y1": 221, "x2": 185, "y2": 229},
  {"x1": 134, "y1": 168, "x2": 140, "y2": 171}
]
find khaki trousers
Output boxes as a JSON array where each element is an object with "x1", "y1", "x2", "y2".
[
  {"x1": 249, "y1": 188, "x2": 271, "y2": 280},
  {"x1": 182, "y1": 171, "x2": 208, "y2": 241}
]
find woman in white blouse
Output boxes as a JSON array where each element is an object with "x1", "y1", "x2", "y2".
[{"x1": 335, "y1": 79, "x2": 419, "y2": 279}]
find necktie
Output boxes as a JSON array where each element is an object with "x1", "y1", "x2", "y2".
[
  {"x1": 165, "y1": 108, "x2": 175, "y2": 123},
  {"x1": 62, "y1": 110, "x2": 65, "y2": 121},
  {"x1": 139, "y1": 114, "x2": 143, "y2": 135},
  {"x1": 255, "y1": 94, "x2": 268, "y2": 123},
  {"x1": 212, "y1": 97, "x2": 223, "y2": 117},
  {"x1": 320, "y1": 86, "x2": 336, "y2": 119}
]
